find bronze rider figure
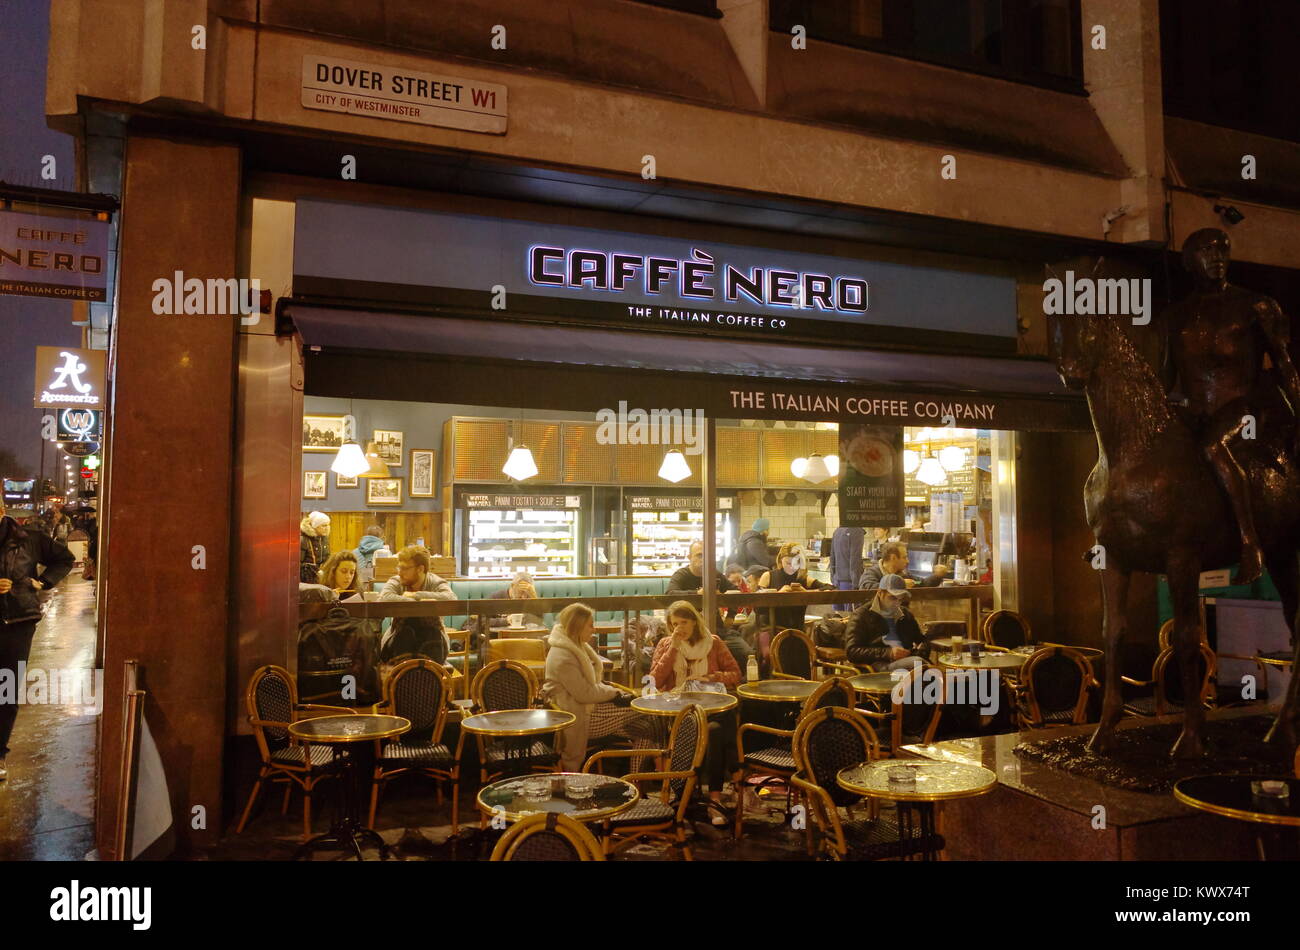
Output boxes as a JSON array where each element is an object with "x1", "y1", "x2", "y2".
[{"x1": 1165, "y1": 228, "x2": 1300, "y2": 585}]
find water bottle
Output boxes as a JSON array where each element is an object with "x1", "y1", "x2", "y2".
[{"x1": 746, "y1": 655, "x2": 758, "y2": 683}]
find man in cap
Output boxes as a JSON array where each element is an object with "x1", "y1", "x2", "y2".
[{"x1": 845, "y1": 573, "x2": 925, "y2": 672}]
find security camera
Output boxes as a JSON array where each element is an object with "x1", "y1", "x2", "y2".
[{"x1": 1214, "y1": 204, "x2": 1245, "y2": 225}]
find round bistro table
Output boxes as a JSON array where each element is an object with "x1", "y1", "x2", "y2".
[
  {"x1": 631, "y1": 691, "x2": 738, "y2": 718},
  {"x1": 850, "y1": 672, "x2": 900, "y2": 696},
  {"x1": 460, "y1": 708, "x2": 576, "y2": 780},
  {"x1": 737, "y1": 678, "x2": 819, "y2": 732},
  {"x1": 837, "y1": 759, "x2": 997, "y2": 861},
  {"x1": 936, "y1": 651, "x2": 1028, "y2": 672},
  {"x1": 1174, "y1": 774, "x2": 1300, "y2": 860},
  {"x1": 288, "y1": 714, "x2": 410, "y2": 861},
  {"x1": 477, "y1": 772, "x2": 640, "y2": 824}
]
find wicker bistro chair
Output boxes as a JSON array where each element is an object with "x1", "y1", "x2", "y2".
[
  {"x1": 1122, "y1": 643, "x2": 1217, "y2": 718},
  {"x1": 858, "y1": 663, "x2": 943, "y2": 756},
  {"x1": 1157, "y1": 616, "x2": 1272, "y2": 706},
  {"x1": 981, "y1": 610, "x2": 1032, "y2": 650},
  {"x1": 455, "y1": 659, "x2": 559, "y2": 830},
  {"x1": 733, "y1": 677, "x2": 856, "y2": 839},
  {"x1": 771, "y1": 628, "x2": 859, "y2": 680},
  {"x1": 583, "y1": 703, "x2": 708, "y2": 860},
  {"x1": 236, "y1": 665, "x2": 353, "y2": 840},
  {"x1": 368, "y1": 659, "x2": 457, "y2": 828},
  {"x1": 1010, "y1": 646, "x2": 1095, "y2": 729},
  {"x1": 790, "y1": 706, "x2": 944, "y2": 861},
  {"x1": 489, "y1": 812, "x2": 606, "y2": 861}
]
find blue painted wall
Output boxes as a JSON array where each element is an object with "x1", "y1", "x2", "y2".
[{"x1": 300, "y1": 397, "x2": 594, "y2": 514}]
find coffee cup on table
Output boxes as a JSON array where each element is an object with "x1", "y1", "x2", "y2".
[{"x1": 509, "y1": 613, "x2": 525, "y2": 627}]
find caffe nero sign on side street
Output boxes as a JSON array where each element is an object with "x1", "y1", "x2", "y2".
[
  {"x1": 837, "y1": 424, "x2": 904, "y2": 528},
  {"x1": 0, "y1": 211, "x2": 109, "y2": 302},
  {"x1": 293, "y1": 200, "x2": 1017, "y2": 347}
]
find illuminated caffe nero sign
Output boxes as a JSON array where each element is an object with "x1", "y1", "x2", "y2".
[
  {"x1": 292, "y1": 201, "x2": 1018, "y2": 343},
  {"x1": 528, "y1": 246, "x2": 867, "y2": 316}
]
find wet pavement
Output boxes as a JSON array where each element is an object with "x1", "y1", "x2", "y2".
[
  {"x1": 0, "y1": 573, "x2": 99, "y2": 860},
  {"x1": 207, "y1": 764, "x2": 819, "y2": 861}
]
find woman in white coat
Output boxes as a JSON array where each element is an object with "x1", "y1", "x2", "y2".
[{"x1": 543, "y1": 603, "x2": 655, "y2": 772}]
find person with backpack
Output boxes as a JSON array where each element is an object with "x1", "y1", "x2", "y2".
[
  {"x1": 379, "y1": 546, "x2": 454, "y2": 663},
  {"x1": 0, "y1": 497, "x2": 75, "y2": 781}
]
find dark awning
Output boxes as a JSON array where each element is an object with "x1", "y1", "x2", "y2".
[{"x1": 284, "y1": 304, "x2": 1089, "y2": 431}]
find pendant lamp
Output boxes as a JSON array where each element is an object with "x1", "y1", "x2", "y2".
[
  {"x1": 658, "y1": 449, "x2": 691, "y2": 483},
  {"x1": 503, "y1": 444, "x2": 539, "y2": 481},
  {"x1": 917, "y1": 454, "x2": 947, "y2": 487},
  {"x1": 800, "y1": 453, "x2": 833, "y2": 484}
]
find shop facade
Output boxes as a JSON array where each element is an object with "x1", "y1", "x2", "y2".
[{"x1": 50, "y1": 0, "x2": 1300, "y2": 856}]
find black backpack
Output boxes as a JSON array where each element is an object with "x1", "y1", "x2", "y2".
[
  {"x1": 297, "y1": 605, "x2": 379, "y2": 703},
  {"x1": 813, "y1": 615, "x2": 850, "y2": 649},
  {"x1": 381, "y1": 614, "x2": 448, "y2": 665}
]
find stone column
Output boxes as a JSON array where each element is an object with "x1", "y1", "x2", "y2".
[
  {"x1": 1081, "y1": 0, "x2": 1167, "y2": 245},
  {"x1": 97, "y1": 135, "x2": 240, "y2": 857}
]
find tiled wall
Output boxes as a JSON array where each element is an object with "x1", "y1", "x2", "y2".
[{"x1": 735, "y1": 489, "x2": 838, "y2": 555}]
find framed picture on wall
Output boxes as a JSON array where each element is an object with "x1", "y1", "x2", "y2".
[
  {"x1": 303, "y1": 414, "x2": 347, "y2": 451},
  {"x1": 303, "y1": 471, "x2": 327, "y2": 499},
  {"x1": 366, "y1": 477, "x2": 402, "y2": 506},
  {"x1": 373, "y1": 429, "x2": 403, "y2": 466},
  {"x1": 409, "y1": 449, "x2": 435, "y2": 497},
  {"x1": 335, "y1": 472, "x2": 358, "y2": 489}
]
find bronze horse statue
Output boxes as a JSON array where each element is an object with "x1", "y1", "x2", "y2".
[{"x1": 1049, "y1": 275, "x2": 1300, "y2": 758}]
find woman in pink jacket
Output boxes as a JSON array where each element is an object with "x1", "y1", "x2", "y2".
[{"x1": 650, "y1": 601, "x2": 741, "y2": 823}]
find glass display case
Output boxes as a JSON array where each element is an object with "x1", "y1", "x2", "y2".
[
  {"x1": 626, "y1": 495, "x2": 734, "y2": 576},
  {"x1": 459, "y1": 491, "x2": 584, "y2": 577}
]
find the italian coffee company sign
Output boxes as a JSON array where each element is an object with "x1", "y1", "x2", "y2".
[
  {"x1": 301, "y1": 56, "x2": 507, "y2": 133},
  {"x1": 0, "y1": 211, "x2": 109, "y2": 301},
  {"x1": 838, "y1": 425, "x2": 904, "y2": 528},
  {"x1": 33, "y1": 346, "x2": 106, "y2": 409}
]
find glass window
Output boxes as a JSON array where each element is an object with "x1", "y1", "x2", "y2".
[
  {"x1": 1160, "y1": 0, "x2": 1300, "y2": 143},
  {"x1": 771, "y1": 0, "x2": 1083, "y2": 92},
  {"x1": 632, "y1": 0, "x2": 722, "y2": 17}
]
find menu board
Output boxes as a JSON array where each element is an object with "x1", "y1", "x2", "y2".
[
  {"x1": 464, "y1": 494, "x2": 581, "y2": 509},
  {"x1": 838, "y1": 424, "x2": 904, "y2": 527},
  {"x1": 627, "y1": 496, "x2": 734, "y2": 511}
]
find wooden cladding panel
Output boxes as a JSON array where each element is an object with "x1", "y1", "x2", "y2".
[
  {"x1": 813, "y1": 428, "x2": 839, "y2": 457},
  {"x1": 761, "y1": 429, "x2": 811, "y2": 487},
  {"x1": 562, "y1": 423, "x2": 614, "y2": 483},
  {"x1": 717, "y1": 428, "x2": 760, "y2": 486},
  {"x1": 453, "y1": 420, "x2": 510, "y2": 482},
  {"x1": 520, "y1": 422, "x2": 562, "y2": 483}
]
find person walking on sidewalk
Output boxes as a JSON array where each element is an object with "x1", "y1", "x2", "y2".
[{"x1": 0, "y1": 498, "x2": 75, "y2": 781}]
